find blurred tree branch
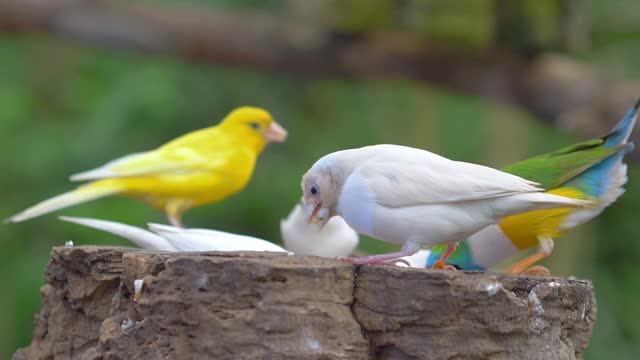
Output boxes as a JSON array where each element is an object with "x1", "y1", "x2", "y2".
[{"x1": 1, "y1": 0, "x2": 639, "y2": 157}]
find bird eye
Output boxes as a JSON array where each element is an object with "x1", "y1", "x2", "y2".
[
  {"x1": 310, "y1": 186, "x2": 319, "y2": 196},
  {"x1": 248, "y1": 122, "x2": 260, "y2": 129}
]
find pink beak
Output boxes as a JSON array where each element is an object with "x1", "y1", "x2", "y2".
[{"x1": 265, "y1": 122, "x2": 288, "y2": 143}]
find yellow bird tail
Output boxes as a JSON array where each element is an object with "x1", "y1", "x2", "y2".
[{"x1": 5, "y1": 180, "x2": 122, "y2": 223}]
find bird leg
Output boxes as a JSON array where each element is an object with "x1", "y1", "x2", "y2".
[
  {"x1": 337, "y1": 242, "x2": 419, "y2": 265},
  {"x1": 430, "y1": 243, "x2": 458, "y2": 269},
  {"x1": 165, "y1": 200, "x2": 191, "y2": 228},
  {"x1": 506, "y1": 236, "x2": 554, "y2": 275},
  {"x1": 168, "y1": 214, "x2": 184, "y2": 228}
]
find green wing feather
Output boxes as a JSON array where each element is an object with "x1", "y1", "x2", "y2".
[{"x1": 502, "y1": 139, "x2": 626, "y2": 190}]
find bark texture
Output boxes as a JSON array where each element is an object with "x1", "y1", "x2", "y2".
[{"x1": 14, "y1": 246, "x2": 596, "y2": 360}]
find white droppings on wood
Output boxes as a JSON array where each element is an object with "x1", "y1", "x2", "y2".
[
  {"x1": 306, "y1": 336, "x2": 321, "y2": 351},
  {"x1": 303, "y1": 328, "x2": 322, "y2": 352},
  {"x1": 528, "y1": 287, "x2": 545, "y2": 333},
  {"x1": 133, "y1": 279, "x2": 144, "y2": 302},
  {"x1": 548, "y1": 281, "x2": 561, "y2": 288},
  {"x1": 121, "y1": 318, "x2": 134, "y2": 332},
  {"x1": 196, "y1": 273, "x2": 209, "y2": 291},
  {"x1": 484, "y1": 281, "x2": 502, "y2": 296}
]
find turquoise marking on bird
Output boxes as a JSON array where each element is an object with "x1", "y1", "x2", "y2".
[{"x1": 429, "y1": 241, "x2": 484, "y2": 270}]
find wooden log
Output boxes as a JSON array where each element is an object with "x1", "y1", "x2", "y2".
[{"x1": 14, "y1": 246, "x2": 596, "y2": 359}]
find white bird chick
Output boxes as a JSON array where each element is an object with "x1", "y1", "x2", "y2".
[
  {"x1": 301, "y1": 144, "x2": 594, "y2": 267},
  {"x1": 60, "y1": 216, "x2": 287, "y2": 253},
  {"x1": 280, "y1": 201, "x2": 359, "y2": 257}
]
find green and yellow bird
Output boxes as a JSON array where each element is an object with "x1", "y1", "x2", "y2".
[
  {"x1": 6, "y1": 107, "x2": 287, "y2": 227},
  {"x1": 427, "y1": 99, "x2": 637, "y2": 274}
]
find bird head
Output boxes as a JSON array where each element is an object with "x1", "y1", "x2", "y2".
[
  {"x1": 301, "y1": 167, "x2": 341, "y2": 228},
  {"x1": 220, "y1": 107, "x2": 288, "y2": 152}
]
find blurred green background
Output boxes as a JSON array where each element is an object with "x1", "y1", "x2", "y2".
[{"x1": 1, "y1": 0, "x2": 639, "y2": 358}]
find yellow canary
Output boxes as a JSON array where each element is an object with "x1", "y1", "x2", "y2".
[{"x1": 6, "y1": 107, "x2": 287, "y2": 227}]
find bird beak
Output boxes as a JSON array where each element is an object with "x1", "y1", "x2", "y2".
[
  {"x1": 304, "y1": 203, "x2": 319, "y2": 224},
  {"x1": 265, "y1": 122, "x2": 288, "y2": 143},
  {"x1": 304, "y1": 203, "x2": 330, "y2": 229}
]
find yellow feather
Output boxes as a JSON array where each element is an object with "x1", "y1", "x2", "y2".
[
  {"x1": 499, "y1": 188, "x2": 590, "y2": 250},
  {"x1": 7, "y1": 107, "x2": 287, "y2": 225}
]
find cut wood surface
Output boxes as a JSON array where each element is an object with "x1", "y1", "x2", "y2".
[{"x1": 14, "y1": 246, "x2": 596, "y2": 359}]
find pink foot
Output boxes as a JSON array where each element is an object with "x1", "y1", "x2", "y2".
[{"x1": 336, "y1": 247, "x2": 419, "y2": 267}]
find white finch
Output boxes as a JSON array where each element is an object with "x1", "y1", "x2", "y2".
[
  {"x1": 60, "y1": 216, "x2": 287, "y2": 253},
  {"x1": 280, "y1": 201, "x2": 359, "y2": 257},
  {"x1": 301, "y1": 144, "x2": 593, "y2": 267}
]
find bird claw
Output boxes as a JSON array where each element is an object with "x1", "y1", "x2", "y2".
[
  {"x1": 336, "y1": 256, "x2": 353, "y2": 262},
  {"x1": 431, "y1": 263, "x2": 457, "y2": 271},
  {"x1": 430, "y1": 258, "x2": 458, "y2": 270},
  {"x1": 519, "y1": 265, "x2": 551, "y2": 277}
]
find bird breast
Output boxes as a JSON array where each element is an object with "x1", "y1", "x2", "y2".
[
  {"x1": 337, "y1": 171, "x2": 502, "y2": 247},
  {"x1": 337, "y1": 172, "x2": 377, "y2": 238}
]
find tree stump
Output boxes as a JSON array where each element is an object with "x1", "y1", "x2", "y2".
[{"x1": 14, "y1": 246, "x2": 596, "y2": 360}]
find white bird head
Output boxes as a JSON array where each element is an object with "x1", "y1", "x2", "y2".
[{"x1": 301, "y1": 166, "x2": 343, "y2": 227}]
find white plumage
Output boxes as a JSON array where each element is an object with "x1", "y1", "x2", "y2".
[
  {"x1": 60, "y1": 216, "x2": 287, "y2": 253},
  {"x1": 301, "y1": 144, "x2": 594, "y2": 265},
  {"x1": 465, "y1": 225, "x2": 520, "y2": 269},
  {"x1": 280, "y1": 202, "x2": 359, "y2": 257},
  {"x1": 60, "y1": 216, "x2": 177, "y2": 251},
  {"x1": 397, "y1": 250, "x2": 432, "y2": 268}
]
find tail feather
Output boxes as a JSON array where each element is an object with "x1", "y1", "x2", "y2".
[
  {"x1": 521, "y1": 192, "x2": 595, "y2": 209},
  {"x1": 59, "y1": 216, "x2": 177, "y2": 251},
  {"x1": 561, "y1": 159, "x2": 630, "y2": 231},
  {"x1": 604, "y1": 98, "x2": 639, "y2": 147},
  {"x1": 147, "y1": 223, "x2": 183, "y2": 235},
  {"x1": 5, "y1": 182, "x2": 121, "y2": 223},
  {"x1": 497, "y1": 191, "x2": 595, "y2": 219}
]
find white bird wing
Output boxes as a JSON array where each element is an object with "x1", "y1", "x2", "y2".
[
  {"x1": 59, "y1": 216, "x2": 177, "y2": 251},
  {"x1": 355, "y1": 159, "x2": 543, "y2": 208},
  {"x1": 148, "y1": 223, "x2": 287, "y2": 253}
]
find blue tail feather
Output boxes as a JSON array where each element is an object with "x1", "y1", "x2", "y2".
[
  {"x1": 604, "y1": 99, "x2": 639, "y2": 147},
  {"x1": 564, "y1": 143, "x2": 632, "y2": 197}
]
